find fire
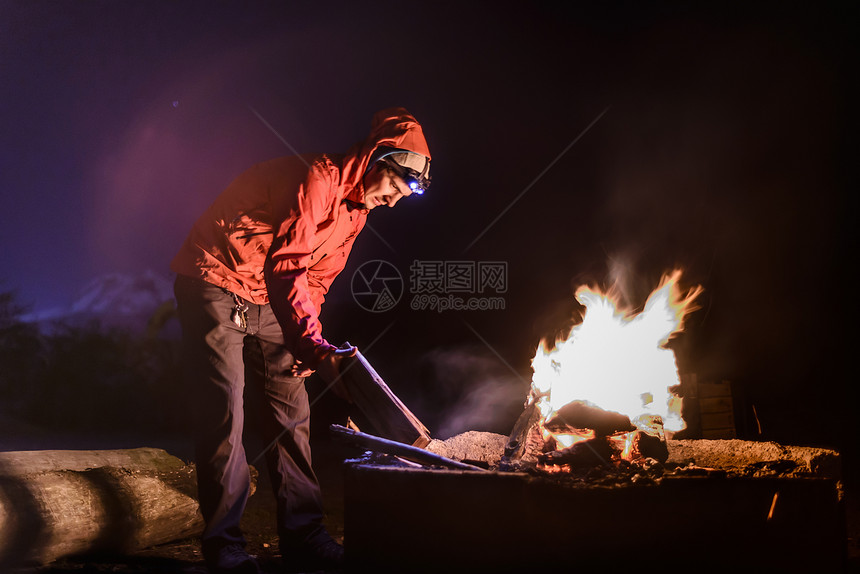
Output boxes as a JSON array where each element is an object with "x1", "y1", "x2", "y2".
[{"x1": 531, "y1": 270, "x2": 702, "y2": 459}]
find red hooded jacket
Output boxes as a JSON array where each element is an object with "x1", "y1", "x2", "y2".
[{"x1": 171, "y1": 108, "x2": 431, "y2": 367}]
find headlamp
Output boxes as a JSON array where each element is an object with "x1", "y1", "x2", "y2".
[{"x1": 373, "y1": 149, "x2": 431, "y2": 195}]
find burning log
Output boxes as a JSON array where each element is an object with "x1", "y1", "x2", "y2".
[
  {"x1": 544, "y1": 400, "x2": 634, "y2": 436},
  {"x1": 0, "y1": 447, "x2": 249, "y2": 568},
  {"x1": 538, "y1": 437, "x2": 617, "y2": 468},
  {"x1": 630, "y1": 414, "x2": 669, "y2": 461},
  {"x1": 504, "y1": 399, "x2": 672, "y2": 468},
  {"x1": 631, "y1": 431, "x2": 669, "y2": 462},
  {"x1": 339, "y1": 347, "x2": 432, "y2": 448},
  {"x1": 503, "y1": 394, "x2": 541, "y2": 460},
  {"x1": 330, "y1": 424, "x2": 487, "y2": 471}
]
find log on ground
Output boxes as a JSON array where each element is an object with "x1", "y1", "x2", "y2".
[{"x1": 0, "y1": 447, "x2": 254, "y2": 567}]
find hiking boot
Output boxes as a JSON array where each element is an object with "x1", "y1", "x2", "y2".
[
  {"x1": 282, "y1": 537, "x2": 345, "y2": 571},
  {"x1": 203, "y1": 542, "x2": 261, "y2": 574}
]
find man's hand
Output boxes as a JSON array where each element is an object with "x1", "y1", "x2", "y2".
[
  {"x1": 289, "y1": 344, "x2": 357, "y2": 378},
  {"x1": 290, "y1": 360, "x2": 315, "y2": 378},
  {"x1": 302, "y1": 344, "x2": 357, "y2": 402}
]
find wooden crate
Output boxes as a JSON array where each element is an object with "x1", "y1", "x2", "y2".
[{"x1": 698, "y1": 380, "x2": 736, "y2": 439}]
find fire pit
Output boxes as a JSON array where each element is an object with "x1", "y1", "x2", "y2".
[
  {"x1": 340, "y1": 271, "x2": 846, "y2": 572},
  {"x1": 343, "y1": 437, "x2": 844, "y2": 573}
]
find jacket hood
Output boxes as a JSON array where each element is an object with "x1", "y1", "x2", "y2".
[{"x1": 342, "y1": 107, "x2": 431, "y2": 200}]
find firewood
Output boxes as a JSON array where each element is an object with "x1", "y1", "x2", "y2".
[
  {"x1": 633, "y1": 431, "x2": 669, "y2": 462},
  {"x1": 630, "y1": 415, "x2": 669, "y2": 462},
  {"x1": 544, "y1": 401, "x2": 635, "y2": 437},
  {"x1": 0, "y1": 448, "x2": 255, "y2": 567},
  {"x1": 339, "y1": 347, "x2": 432, "y2": 448},
  {"x1": 538, "y1": 437, "x2": 618, "y2": 468},
  {"x1": 503, "y1": 398, "x2": 540, "y2": 459}
]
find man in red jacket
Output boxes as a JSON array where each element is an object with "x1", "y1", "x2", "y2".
[{"x1": 172, "y1": 108, "x2": 431, "y2": 573}]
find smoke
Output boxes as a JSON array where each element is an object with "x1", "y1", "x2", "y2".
[
  {"x1": 84, "y1": 37, "x2": 296, "y2": 279},
  {"x1": 81, "y1": 20, "x2": 398, "y2": 286},
  {"x1": 417, "y1": 345, "x2": 530, "y2": 440}
]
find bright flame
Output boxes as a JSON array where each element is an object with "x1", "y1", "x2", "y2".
[{"x1": 531, "y1": 270, "x2": 702, "y2": 453}]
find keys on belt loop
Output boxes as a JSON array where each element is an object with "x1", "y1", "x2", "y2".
[{"x1": 230, "y1": 292, "x2": 249, "y2": 330}]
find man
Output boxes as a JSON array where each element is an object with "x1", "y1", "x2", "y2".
[{"x1": 171, "y1": 108, "x2": 431, "y2": 573}]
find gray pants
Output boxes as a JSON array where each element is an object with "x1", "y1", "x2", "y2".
[{"x1": 173, "y1": 274, "x2": 326, "y2": 552}]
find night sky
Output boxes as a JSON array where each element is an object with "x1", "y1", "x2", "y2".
[{"x1": 1, "y1": 3, "x2": 854, "y2": 463}]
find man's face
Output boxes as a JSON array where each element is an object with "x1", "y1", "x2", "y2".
[{"x1": 362, "y1": 163, "x2": 414, "y2": 210}]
